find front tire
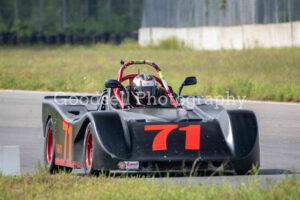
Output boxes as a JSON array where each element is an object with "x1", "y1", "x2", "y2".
[{"x1": 83, "y1": 123, "x2": 98, "y2": 175}]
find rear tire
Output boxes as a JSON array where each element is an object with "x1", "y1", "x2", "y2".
[
  {"x1": 83, "y1": 123, "x2": 98, "y2": 175},
  {"x1": 43, "y1": 118, "x2": 72, "y2": 174},
  {"x1": 43, "y1": 118, "x2": 58, "y2": 173}
]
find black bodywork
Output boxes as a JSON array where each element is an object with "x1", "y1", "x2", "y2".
[{"x1": 42, "y1": 88, "x2": 260, "y2": 174}]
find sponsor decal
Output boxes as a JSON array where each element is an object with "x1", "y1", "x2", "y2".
[
  {"x1": 118, "y1": 161, "x2": 139, "y2": 170},
  {"x1": 55, "y1": 158, "x2": 83, "y2": 168},
  {"x1": 56, "y1": 144, "x2": 62, "y2": 154},
  {"x1": 118, "y1": 162, "x2": 126, "y2": 170},
  {"x1": 141, "y1": 80, "x2": 155, "y2": 86}
]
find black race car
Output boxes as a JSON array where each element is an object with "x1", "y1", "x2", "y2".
[{"x1": 42, "y1": 60, "x2": 259, "y2": 175}]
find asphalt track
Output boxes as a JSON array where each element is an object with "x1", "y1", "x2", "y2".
[{"x1": 0, "y1": 90, "x2": 299, "y2": 184}]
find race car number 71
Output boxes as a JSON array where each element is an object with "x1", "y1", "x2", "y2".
[{"x1": 144, "y1": 125, "x2": 201, "y2": 151}]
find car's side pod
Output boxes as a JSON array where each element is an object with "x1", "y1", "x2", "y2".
[
  {"x1": 87, "y1": 112, "x2": 132, "y2": 170},
  {"x1": 228, "y1": 109, "x2": 260, "y2": 171}
]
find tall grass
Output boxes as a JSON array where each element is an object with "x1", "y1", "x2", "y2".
[
  {"x1": 0, "y1": 43, "x2": 299, "y2": 102},
  {"x1": 0, "y1": 171, "x2": 299, "y2": 200}
]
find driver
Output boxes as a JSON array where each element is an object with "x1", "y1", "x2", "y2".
[{"x1": 130, "y1": 74, "x2": 158, "y2": 106}]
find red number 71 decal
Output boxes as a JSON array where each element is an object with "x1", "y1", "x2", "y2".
[
  {"x1": 62, "y1": 120, "x2": 72, "y2": 161},
  {"x1": 144, "y1": 124, "x2": 201, "y2": 151}
]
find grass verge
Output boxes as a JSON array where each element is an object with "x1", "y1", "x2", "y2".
[
  {"x1": 0, "y1": 170, "x2": 299, "y2": 200},
  {"x1": 0, "y1": 43, "x2": 299, "y2": 101}
]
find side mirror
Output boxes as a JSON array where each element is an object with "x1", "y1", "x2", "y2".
[
  {"x1": 105, "y1": 79, "x2": 122, "y2": 89},
  {"x1": 105, "y1": 79, "x2": 127, "y2": 96},
  {"x1": 178, "y1": 76, "x2": 197, "y2": 96}
]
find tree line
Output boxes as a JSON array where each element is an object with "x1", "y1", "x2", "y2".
[{"x1": 0, "y1": 0, "x2": 143, "y2": 45}]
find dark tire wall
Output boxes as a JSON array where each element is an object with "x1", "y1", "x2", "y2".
[{"x1": 0, "y1": 32, "x2": 138, "y2": 45}]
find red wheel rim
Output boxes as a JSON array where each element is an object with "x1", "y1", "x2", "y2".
[
  {"x1": 85, "y1": 131, "x2": 93, "y2": 169},
  {"x1": 46, "y1": 128, "x2": 53, "y2": 164}
]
